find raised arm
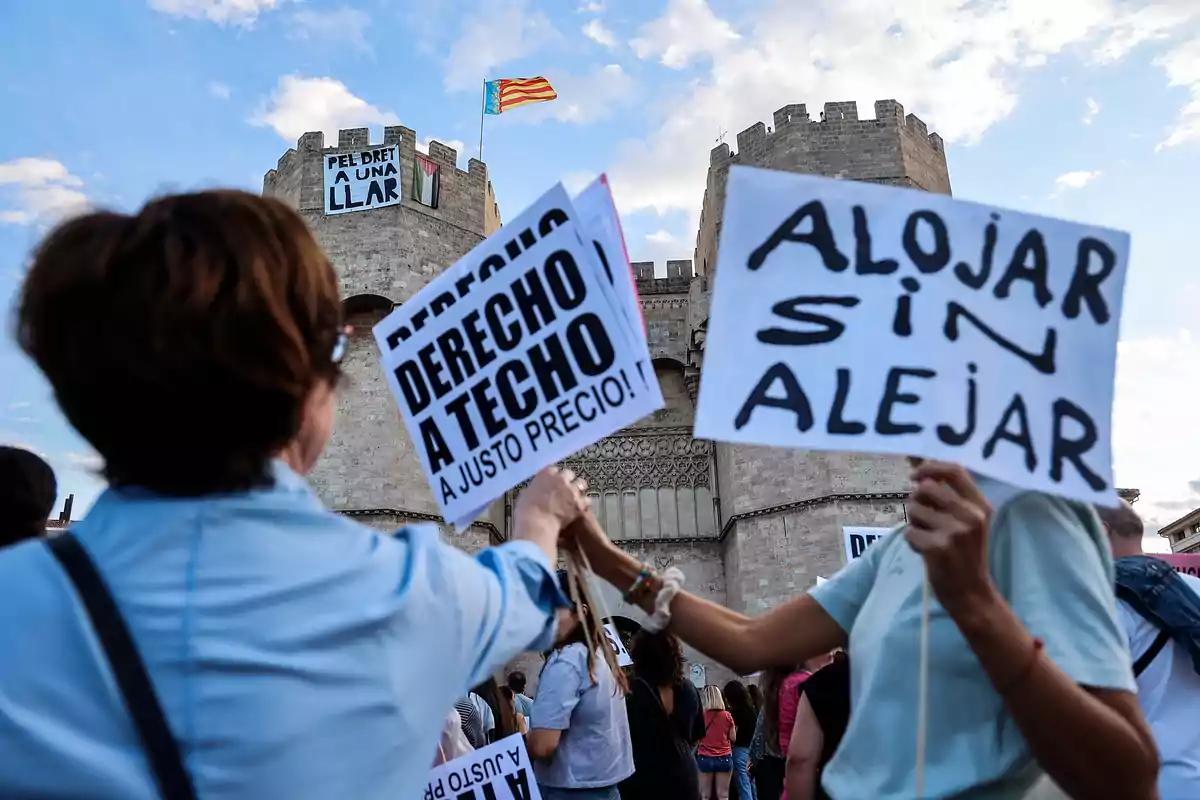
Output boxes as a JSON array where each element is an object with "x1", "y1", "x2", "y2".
[
  {"x1": 565, "y1": 513, "x2": 845, "y2": 675},
  {"x1": 906, "y1": 462, "x2": 1159, "y2": 800},
  {"x1": 441, "y1": 468, "x2": 588, "y2": 688}
]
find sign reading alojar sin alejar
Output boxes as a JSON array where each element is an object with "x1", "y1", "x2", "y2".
[{"x1": 695, "y1": 166, "x2": 1131, "y2": 507}]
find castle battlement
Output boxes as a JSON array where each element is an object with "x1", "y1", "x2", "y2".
[
  {"x1": 710, "y1": 99, "x2": 944, "y2": 166},
  {"x1": 262, "y1": 126, "x2": 501, "y2": 243},
  {"x1": 264, "y1": 127, "x2": 489, "y2": 189}
]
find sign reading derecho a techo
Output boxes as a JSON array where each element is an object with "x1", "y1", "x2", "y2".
[
  {"x1": 374, "y1": 183, "x2": 662, "y2": 527},
  {"x1": 695, "y1": 166, "x2": 1130, "y2": 507},
  {"x1": 424, "y1": 734, "x2": 539, "y2": 800},
  {"x1": 323, "y1": 144, "x2": 402, "y2": 215}
]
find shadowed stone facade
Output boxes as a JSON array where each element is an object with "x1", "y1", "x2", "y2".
[{"x1": 262, "y1": 100, "x2": 951, "y2": 690}]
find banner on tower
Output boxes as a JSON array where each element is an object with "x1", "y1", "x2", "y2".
[
  {"x1": 694, "y1": 166, "x2": 1131, "y2": 507},
  {"x1": 323, "y1": 145, "x2": 402, "y2": 216},
  {"x1": 373, "y1": 183, "x2": 662, "y2": 529}
]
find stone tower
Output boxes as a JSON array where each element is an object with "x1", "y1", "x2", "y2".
[{"x1": 263, "y1": 126, "x2": 504, "y2": 551}]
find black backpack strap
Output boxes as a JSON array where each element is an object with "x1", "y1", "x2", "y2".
[
  {"x1": 48, "y1": 533, "x2": 198, "y2": 800},
  {"x1": 1134, "y1": 629, "x2": 1172, "y2": 678}
]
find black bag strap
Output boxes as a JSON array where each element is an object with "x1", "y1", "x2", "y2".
[
  {"x1": 1134, "y1": 629, "x2": 1172, "y2": 678},
  {"x1": 48, "y1": 533, "x2": 198, "y2": 800}
]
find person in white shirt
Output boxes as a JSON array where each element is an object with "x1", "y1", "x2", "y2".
[{"x1": 1098, "y1": 501, "x2": 1200, "y2": 799}]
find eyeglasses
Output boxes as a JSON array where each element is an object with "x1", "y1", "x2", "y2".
[{"x1": 331, "y1": 327, "x2": 350, "y2": 365}]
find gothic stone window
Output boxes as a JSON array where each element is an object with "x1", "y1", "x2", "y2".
[{"x1": 577, "y1": 430, "x2": 717, "y2": 541}]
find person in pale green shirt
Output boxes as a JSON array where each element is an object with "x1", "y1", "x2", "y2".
[{"x1": 569, "y1": 461, "x2": 1160, "y2": 800}]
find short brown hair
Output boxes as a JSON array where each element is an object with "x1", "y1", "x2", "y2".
[
  {"x1": 17, "y1": 190, "x2": 342, "y2": 496},
  {"x1": 1096, "y1": 501, "x2": 1144, "y2": 540}
]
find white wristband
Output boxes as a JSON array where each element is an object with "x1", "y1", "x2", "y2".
[{"x1": 643, "y1": 567, "x2": 685, "y2": 633}]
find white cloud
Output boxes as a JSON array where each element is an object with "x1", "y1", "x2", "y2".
[
  {"x1": 7, "y1": 401, "x2": 31, "y2": 410},
  {"x1": 417, "y1": 137, "x2": 469, "y2": 164},
  {"x1": 209, "y1": 81, "x2": 232, "y2": 99},
  {"x1": 562, "y1": 171, "x2": 597, "y2": 195},
  {"x1": 148, "y1": 0, "x2": 289, "y2": 26},
  {"x1": 14, "y1": 417, "x2": 40, "y2": 424},
  {"x1": 645, "y1": 229, "x2": 677, "y2": 244},
  {"x1": 1156, "y1": 36, "x2": 1200, "y2": 149},
  {"x1": 1083, "y1": 97, "x2": 1100, "y2": 124},
  {"x1": 583, "y1": 19, "x2": 617, "y2": 48},
  {"x1": 0, "y1": 157, "x2": 89, "y2": 226},
  {"x1": 1113, "y1": 328, "x2": 1200, "y2": 533},
  {"x1": 444, "y1": 0, "x2": 559, "y2": 92},
  {"x1": 608, "y1": 0, "x2": 1189, "y2": 220},
  {"x1": 631, "y1": 0, "x2": 739, "y2": 69},
  {"x1": 1054, "y1": 170, "x2": 1102, "y2": 191},
  {"x1": 505, "y1": 65, "x2": 635, "y2": 125},
  {"x1": 577, "y1": 1, "x2": 604, "y2": 12},
  {"x1": 287, "y1": 7, "x2": 372, "y2": 53},
  {"x1": 250, "y1": 76, "x2": 399, "y2": 143}
]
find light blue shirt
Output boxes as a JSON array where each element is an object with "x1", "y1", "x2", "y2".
[
  {"x1": 531, "y1": 642, "x2": 634, "y2": 789},
  {"x1": 810, "y1": 477, "x2": 1136, "y2": 800},
  {"x1": 0, "y1": 461, "x2": 564, "y2": 799}
]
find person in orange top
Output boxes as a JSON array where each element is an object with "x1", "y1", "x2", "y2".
[{"x1": 697, "y1": 684, "x2": 736, "y2": 800}]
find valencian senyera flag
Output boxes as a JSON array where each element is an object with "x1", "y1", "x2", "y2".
[
  {"x1": 412, "y1": 154, "x2": 440, "y2": 208},
  {"x1": 484, "y1": 77, "x2": 558, "y2": 115}
]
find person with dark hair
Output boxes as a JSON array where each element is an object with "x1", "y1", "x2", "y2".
[
  {"x1": 499, "y1": 686, "x2": 529, "y2": 734},
  {"x1": 529, "y1": 571, "x2": 632, "y2": 800},
  {"x1": 747, "y1": 684, "x2": 763, "y2": 715},
  {"x1": 747, "y1": 665, "x2": 803, "y2": 800},
  {"x1": 0, "y1": 190, "x2": 590, "y2": 799},
  {"x1": 0, "y1": 446, "x2": 57, "y2": 548},
  {"x1": 508, "y1": 670, "x2": 534, "y2": 719},
  {"x1": 1098, "y1": 500, "x2": 1200, "y2": 798},
  {"x1": 785, "y1": 651, "x2": 850, "y2": 800},
  {"x1": 619, "y1": 630, "x2": 703, "y2": 800},
  {"x1": 723, "y1": 681, "x2": 757, "y2": 800},
  {"x1": 473, "y1": 677, "x2": 521, "y2": 743}
]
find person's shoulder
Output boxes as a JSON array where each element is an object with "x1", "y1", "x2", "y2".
[{"x1": 0, "y1": 537, "x2": 58, "y2": 596}]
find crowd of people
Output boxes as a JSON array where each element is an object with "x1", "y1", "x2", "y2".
[{"x1": 0, "y1": 189, "x2": 1197, "y2": 798}]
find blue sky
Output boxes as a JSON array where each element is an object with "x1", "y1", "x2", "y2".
[{"x1": 2, "y1": 0, "x2": 1199, "y2": 548}]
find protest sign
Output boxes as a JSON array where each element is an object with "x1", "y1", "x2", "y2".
[
  {"x1": 1158, "y1": 553, "x2": 1200, "y2": 578},
  {"x1": 603, "y1": 622, "x2": 633, "y2": 667},
  {"x1": 843, "y1": 526, "x2": 893, "y2": 562},
  {"x1": 695, "y1": 166, "x2": 1130, "y2": 506},
  {"x1": 323, "y1": 145, "x2": 401, "y2": 215},
  {"x1": 573, "y1": 176, "x2": 660, "y2": 400},
  {"x1": 373, "y1": 184, "x2": 662, "y2": 527},
  {"x1": 424, "y1": 734, "x2": 539, "y2": 800}
]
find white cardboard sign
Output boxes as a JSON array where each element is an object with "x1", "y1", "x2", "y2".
[
  {"x1": 603, "y1": 622, "x2": 634, "y2": 667},
  {"x1": 424, "y1": 733, "x2": 539, "y2": 800},
  {"x1": 323, "y1": 145, "x2": 401, "y2": 215},
  {"x1": 695, "y1": 167, "x2": 1130, "y2": 506},
  {"x1": 374, "y1": 184, "x2": 662, "y2": 527},
  {"x1": 842, "y1": 526, "x2": 893, "y2": 562}
]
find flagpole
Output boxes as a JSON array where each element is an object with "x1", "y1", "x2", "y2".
[{"x1": 479, "y1": 80, "x2": 487, "y2": 163}]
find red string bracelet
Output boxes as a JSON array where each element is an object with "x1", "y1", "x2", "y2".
[{"x1": 1000, "y1": 637, "x2": 1044, "y2": 696}]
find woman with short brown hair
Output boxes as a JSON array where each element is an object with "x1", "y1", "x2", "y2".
[{"x1": 0, "y1": 190, "x2": 585, "y2": 798}]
